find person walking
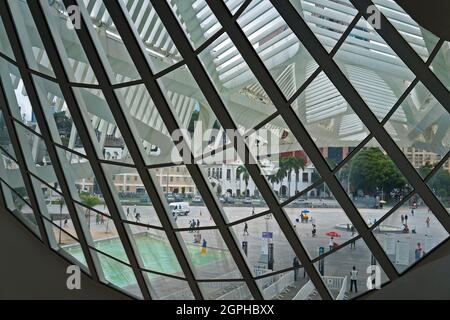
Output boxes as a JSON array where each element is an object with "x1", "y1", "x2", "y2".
[
  {"x1": 243, "y1": 222, "x2": 249, "y2": 236},
  {"x1": 404, "y1": 214, "x2": 408, "y2": 225},
  {"x1": 329, "y1": 237, "x2": 334, "y2": 251},
  {"x1": 133, "y1": 205, "x2": 137, "y2": 216},
  {"x1": 350, "y1": 266, "x2": 358, "y2": 293},
  {"x1": 135, "y1": 212, "x2": 141, "y2": 223},
  {"x1": 64, "y1": 218, "x2": 68, "y2": 228},
  {"x1": 401, "y1": 214, "x2": 404, "y2": 224},
  {"x1": 127, "y1": 207, "x2": 130, "y2": 218},
  {"x1": 197, "y1": 219, "x2": 200, "y2": 232},
  {"x1": 350, "y1": 238, "x2": 356, "y2": 249},
  {"x1": 415, "y1": 243, "x2": 423, "y2": 261},
  {"x1": 411, "y1": 208, "x2": 415, "y2": 216},
  {"x1": 311, "y1": 224, "x2": 317, "y2": 237},
  {"x1": 252, "y1": 206, "x2": 255, "y2": 216},
  {"x1": 426, "y1": 216, "x2": 431, "y2": 228},
  {"x1": 201, "y1": 238, "x2": 208, "y2": 255},
  {"x1": 293, "y1": 257, "x2": 300, "y2": 281}
]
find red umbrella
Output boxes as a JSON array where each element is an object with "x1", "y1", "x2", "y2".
[{"x1": 326, "y1": 231, "x2": 341, "y2": 237}]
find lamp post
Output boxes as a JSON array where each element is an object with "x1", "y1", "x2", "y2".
[{"x1": 58, "y1": 198, "x2": 64, "y2": 245}]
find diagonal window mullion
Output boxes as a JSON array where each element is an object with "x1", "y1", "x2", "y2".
[
  {"x1": 104, "y1": 0, "x2": 263, "y2": 300},
  {"x1": 61, "y1": 0, "x2": 205, "y2": 300},
  {"x1": 0, "y1": 0, "x2": 103, "y2": 280},
  {"x1": 150, "y1": 0, "x2": 334, "y2": 300},
  {"x1": 349, "y1": 0, "x2": 450, "y2": 114},
  {"x1": 208, "y1": 0, "x2": 401, "y2": 286}
]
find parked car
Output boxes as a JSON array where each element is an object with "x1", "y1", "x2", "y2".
[
  {"x1": 169, "y1": 202, "x2": 190, "y2": 216},
  {"x1": 251, "y1": 198, "x2": 262, "y2": 206},
  {"x1": 242, "y1": 197, "x2": 252, "y2": 205},
  {"x1": 191, "y1": 196, "x2": 203, "y2": 204}
]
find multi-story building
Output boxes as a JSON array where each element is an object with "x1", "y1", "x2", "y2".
[{"x1": 402, "y1": 147, "x2": 450, "y2": 172}]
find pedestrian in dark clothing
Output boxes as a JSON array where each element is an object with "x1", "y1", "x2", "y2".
[
  {"x1": 293, "y1": 257, "x2": 300, "y2": 281},
  {"x1": 404, "y1": 214, "x2": 408, "y2": 225},
  {"x1": 401, "y1": 215, "x2": 404, "y2": 224},
  {"x1": 243, "y1": 222, "x2": 249, "y2": 236},
  {"x1": 350, "y1": 266, "x2": 358, "y2": 293}
]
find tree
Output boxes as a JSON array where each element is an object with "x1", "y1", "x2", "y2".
[
  {"x1": 422, "y1": 163, "x2": 450, "y2": 205},
  {"x1": 291, "y1": 157, "x2": 306, "y2": 195},
  {"x1": 236, "y1": 165, "x2": 250, "y2": 196},
  {"x1": 348, "y1": 148, "x2": 406, "y2": 198},
  {"x1": 279, "y1": 156, "x2": 305, "y2": 197},
  {"x1": 216, "y1": 184, "x2": 222, "y2": 197},
  {"x1": 80, "y1": 192, "x2": 101, "y2": 229}
]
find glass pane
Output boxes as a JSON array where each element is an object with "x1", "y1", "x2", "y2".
[
  {"x1": 14, "y1": 124, "x2": 60, "y2": 187},
  {"x1": 384, "y1": 82, "x2": 450, "y2": 177},
  {"x1": 284, "y1": 181, "x2": 357, "y2": 259},
  {"x1": 167, "y1": 0, "x2": 221, "y2": 49},
  {"x1": 200, "y1": 153, "x2": 269, "y2": 223},
  {"x1": 289, "y1": 0, "x2": 358, "y2": 53},
  {"x1": 0, "y1": 16, "x2": 14, "y2": 59},
  {"x1": 335, "y1": 138, "x2": 412, "y2": 225},
  {"x1": 246, "y1": 115, "x2": 321, "y2": 201},
  {"x1": 372, "y1": 0, "x2": 440, "y2": 62},
  {"x1": 199, "y1": 281, "x2": 252, "y2": 300},
  {"x1": 0, "y1": 150, "x2": 29, "y2": 200},
  {"x1": 231, "y1": 214, "x2": 297, "y2": 276},
  {"x1": 177, "y1": 229, "x2": 242, "y2": 280},
  {"x1": 55, "y1": 146, "x2": 109, "y2": 216},
  {"x1": 0, "y1": 111, "x2": 16, "y2": 159},
  {"x1": 237, "y1": 0, "x2": 320, "y2": 100},
  {"x1": 42, "y1": 0, "x2": 98, "y2": 84},
  {"x1": 1, "y1": 182, "x2": 40, "y2": 237},
  {"x1": 74, "y1": 204, "x2": 129, "y2": 264},
  {"x1": 32, "y1": 74, "x2": 86, "y2": 153},
  {"x1": 7, "y1": 0, "x2": 55, "y2": 76},
  {"x1": 143, "y1": 271, "x2": 194, "y2": 300},
  {"x1": 427, "y1": 164, "x2": 450, "y2": 213},
  {"x1": 198, "y1": 32, "x2": 278, "y2": 129},
  {"x1": 93, "y1": 250, "x2": 143, "y2": 299},
  {"x1": 291, "y1": 71, "x2": 370, "y2": 169},
  {"x1": 127, "y1": 224, "x2": 184, "y2": 277},
  {"x1": 373, "y1": 202, "x2": 448, "y2": 273},
  {"x1": 150, "y1": 165, "x2": 215, "y2": 228},
  {"x1": 82, "y1": 0, "x2": 141, "y2": 84},
  {"x1": 314, "y1": 238, "x2": 389, "y2": 299},
  {"x1": 72, "y1": 87, "x2": 134, "y2": 164},
  {"x1": 429, "y1": 41, "x2": 450, "y2": 90},
  {"x1": 122, "y1": 0, "x2": 183, "y2": 74},
  {"x1": 103, "y1": 163, "x2": 163, "y2": 227},
  {"x1": 33, "y1": 178, "x2": 78, "y2": 241},
  {"x1": 115, "y1": 84, "x2": 182, "y2": 166},
  {"x1": 0, "y1": 61, "x2": 36, "y2": 128},
  {"x1": 334, "y1": 16, "x2": 415, "y2": 121}
]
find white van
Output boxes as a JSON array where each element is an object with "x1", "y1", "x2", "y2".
[{"x1": 169, "y1": 202, "x2": 190, "y2": 216}]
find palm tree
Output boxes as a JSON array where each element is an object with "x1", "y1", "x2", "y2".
[
  {"x1": 291, "y1": 157, "x2": 306, "y2": 195},
  {"x1": 236, "y1": 165, "x2": 250, "y2": 197},
  {"x1": 280, "y1": 157, "x2": 295, "y2": 197},
  {"x1": 80, "y1": 192, "x2": 101, "y2": 230}
]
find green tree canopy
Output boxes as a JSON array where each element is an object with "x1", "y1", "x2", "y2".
[{"x1": 349, "y1": 148, "x2": 407, "y2": 196}]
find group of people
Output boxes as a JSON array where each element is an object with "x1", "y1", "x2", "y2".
[
  {"x1": 126, "y1": 205, "x2": 141, "y2": 223},
  {"x1": 188, "y1": 219, "x2": 201, "y2": 232}
]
